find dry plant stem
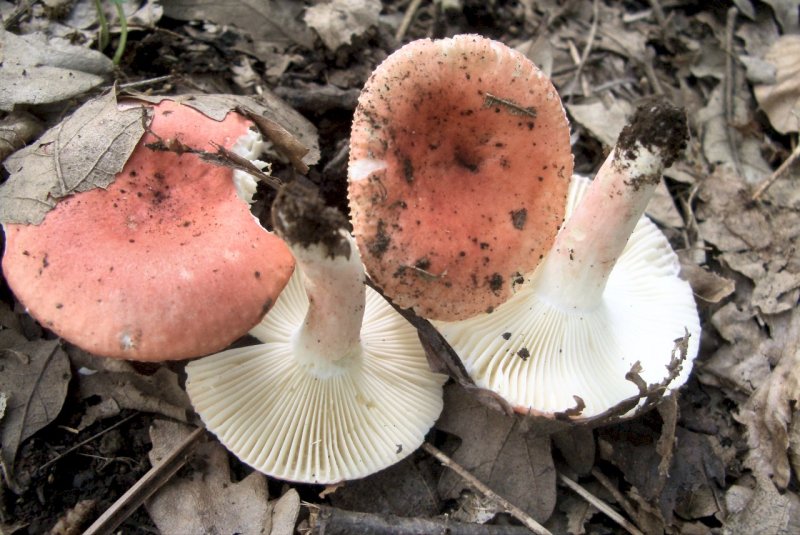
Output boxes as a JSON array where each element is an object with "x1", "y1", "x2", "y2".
[
  {"x1": 310, "y1": 504, "x2": 536, "y2": 535},
  {"x1": 83, "y1": 427, "x2": 205, "y2": 535},
  {"x1": 751, "y1": 141, "x2": 800, "y2": 201},
  {"x1": 558, "y1": 473, "x2": 644, "y2": 535},
  {"x1": 395, "y1": 0, "x2": 424, "y2": 41},
  {"x1": 566, "y1": 0, "x2": 599, "y2": 99},
  {"x1": 38, "y1": 413, "x2": 138, "y2": 473},
  {"x1": 421, "y1": 443, "x2": 552, "y2": 535},
  {"x1": 724, "y1": 7, "x2": 742, "y2": 177},
  {"x1": 590, "y1": 468, "x2": 642, "y2": 530}
]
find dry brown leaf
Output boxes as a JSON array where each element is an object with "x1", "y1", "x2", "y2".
[
  {"x1": 303, "y1": 0, "x2": 381, "y2": 52},
  {"x1": 0, "y1": 111, "x2": 44, "y2": 164},
  {"x1": 145, "y1": 420, "x2": 278, "y2": 535},
  {"x1": 735, "y1": 309, "x2": 800, "y2": 490},
  {"x1": 68, "y1": 348, "x2": 190, "y2": 430},
  {"x1": 0, "y1": 29, "x2": 112, "y2": 111},
  {"x1": 435, "y1": 384, "x2": 557, "y2": 522},
  {"x1": 329, "y1": 455, "x2": 439, "y2": 517},
  {"x1": 677, "y1": 255, "x2": 736, "y2": 303},
  {"x1": 162, "y1": 0, "x2": 314, "y2": 49},
  {"x1": 566, "y1": 99, "x2": 632, "y2": 148},
  {"x1": 724, "y1": 473, "x2": 800, "y2": 534},
  {"x1": 270, "y1": 489, "x2": 301, "y2": 535},
  {"x1": 0, "y1": 90, "x2": 148, "y2": 225},
  {"x1": 754, "y1": 35, "x2": 800, "y2": 134},
  {"x1": 0, "y1": 332, "x2": 70, "y2": 490}
]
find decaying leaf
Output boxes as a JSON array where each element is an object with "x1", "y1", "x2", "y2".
[
  {"x1": 0, "y1": 111, "x2": 44, "y2": 164},
  {"x1": 735, "y1": 309, "x2": 800, "y2": 490},
  {"x1": 68, "y1": 348, "x2": 190, "y2": 430},
  {"x1": 435, "y1": 384, "x2": 557, "y2": 522},
  {"x1": 677, "y1": 254, "x2": 736, "y2": 303},
  {"x1": 304, "y1": 0, "x2": 382, "y2": 52},
  {"x1": 754, "y1": 35, "x2": 800, "y2": 134},
  {"x1": 330, "y1": 454, "x2": 439, "y2": 517},
  {"x1": 724, "y1": 473, "x2": 800, "y2": 534},
  {"x1": 696, "y1": 165, "x2": 800, "y2": 315},
  {"x1": 145, "y1": 419, "x2": 281, "y2": 535},
  {"x1": 161, "y1": 0, "x2": 315, "y2": 49},
  {"x1": 0, "y1": 331, "x2": 70, "y2": 489},
  {"x1": 0, "y1": 90, "x2": 149, "y2": 225},
  {"x1": 0, "y1": 28, "x2": 112, "y2": 111},
  {"x1": 566, "y1": 99, "x2": 632, "y2": 147}
]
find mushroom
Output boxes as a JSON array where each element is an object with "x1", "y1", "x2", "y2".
[
  {"x1": 185, "y1": 181, "x2": 446, "y2": 484},
  {"x1": 435, "y1": 101, "x2": 700, "y2": 420},
  {"x1": 349, "y1": 35, "x2": 573, "y2": 321},
  {"x1": 2, "y1": 99, "x2": 295, "y2": 361}
]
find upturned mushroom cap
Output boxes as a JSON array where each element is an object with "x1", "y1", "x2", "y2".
[
  {"x1": 435, "y1": 175, "x2": 700, "y2": 419},
  {"x1": 2, "y1": 100, "x2": 295, "y2": 361},
  {"x1": 186, "y1": 262, "x2": 446, "y2": 483},
  {"x1": 349, "y1": 35, "x2": 573, "y2": 321}
]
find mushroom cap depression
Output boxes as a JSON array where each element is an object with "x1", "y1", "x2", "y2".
[
  {"x1": 435, "y1": 175, "x2": 700, "y2": 420},
  {"x1": 2, "y1": 100, "x2": 295, "y2": 360},
  {"x1": 186, "y1": 261, "x2": 446, "y2": 484},
  {"x1": 349, "y1": 35, "x2": 573, "y2": 321}
]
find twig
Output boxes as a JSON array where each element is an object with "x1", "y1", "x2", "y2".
[
  {"x1": 117, "y1": 75, "x2": 175, "y2": 90},
  {"x1": 395, "y1": 0, "x2": 425, "y2": 42},
  {"x1": 643, "y1": 47, "x2": 664, "y2": 95},
  {"x1": 590, "y1": 468, "x2": 641, "y2": 530},
  {"x1": 564, "y1": 0, "x2": 598, "y2": 99},
  {"x1": 557, "y1": 473, "x2": 644, "y2": 535},
  {"x1": 751, "y1": 141, "x2": 800, "y2": 201},
  {"x1": 421, "y1": 443, "x2": 552, "y2": 535},
  {"x1": 38, "y1": 413, "x2": 139, "y2": 473},
  {"x1": 723, "y1": 7, "x2": 742, "y2": 178},
  {"x1": 1, "y1": 0, "x2": 32, "y2": 30},
  {"x1": 647, "y1": 0, "x2": 666, "y2": 27},
  {"x1": 309, "y1": 504, "x2": 537, "y2": 534},
  {"x1": 83, "y1": 426, "x2": 205, "y2": 535}
]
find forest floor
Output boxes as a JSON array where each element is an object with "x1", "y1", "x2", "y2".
[{"x1": 1, "y1": 0, "x2": 799, "y2": 534}]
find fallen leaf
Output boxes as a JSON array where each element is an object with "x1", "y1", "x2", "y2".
[
  {"x1": 68, "y1": 347, "x2": 190, "y2": 430},
  {"x1": 0, "y1": 331, "x2": 70, "y2": 489},
  {"x1": 566, "y1": 99, "x2": 632, "y2": 147},
  {"x1": 0, "y1": 90, "x2": 149, "y2": 225},
  {"x1": 677, "y1": 254, "x2": 736, "y2": 303},
  {"x1": 0, "y1": 111, "x2": 44, "y2": 164},
  {"x1": 724, "y1": 473, "x2": 800, "y2": 534},
  {"x1": 270, "y1": 489, "x2": 300, "y2": 535},
  {"x1": 0, "y1": 29, "x2": 112, "y2": 111},
  {"x1": 754, "y1": 35, "x2": 800, "y2": 134},
  {"x1": 145, "y1": 419, "x2": 280, "y2": 535},
  {"x1": 162, "y1": 0, "x2": 315, "y2": 49},
  {"x1": 735, "y1": 309, "x2": 800, "y2": 490},
  {"x1": 304, "y1": 0, "x2": 382, "y2": 52},
  {"x1": 330, "y1": 454, "x2": 439, "y2": 517},
  {"x1": 435, "y1": 384, "x2": 557, "y2": 522}
]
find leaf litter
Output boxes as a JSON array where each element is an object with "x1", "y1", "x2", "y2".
[{"x1": 2, "y1": 1, "x2": 800, "y2": 533}]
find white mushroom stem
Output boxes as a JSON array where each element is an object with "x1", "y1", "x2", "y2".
[
  {"x1": 291, "y1": 237, "x2": 366, "y2": 367},
  {"x1": 271, "y1": 181, "x2": 368, "y2": 376},
  {"x1": 535, "y1": 103, "x2": 686, "y2": 310}
]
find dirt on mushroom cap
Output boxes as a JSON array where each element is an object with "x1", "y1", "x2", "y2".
[{"x1": 348, "y1": 35, "x2": 573, "y2": 321}]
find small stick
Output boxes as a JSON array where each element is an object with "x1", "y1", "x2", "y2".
[
  {"x1": 421, "y1": 442, "x2": 552, "y2": 535},
  {"x1": 565, "y1": 0, "x2": 599, "y2": 98},
  {"x1": 590, "y1": 468, "x2": 641, "y2": 530},
  {"x1": 38, "y1": 413, "x2": 138, "y2": 473},
  {"x1": 395, "y1": 0, "x2": 425, "y2": 42},
  {"x1": 117, "y1": 75, "x2": 175, "y2": 90},
  {"x1": 751, "y1": 141, "x2": 800, "y2": 201},
  {"x1": 83, "y1": 426, "x2": 205, "y2": 535},
  {"x1": 723, "y1": 7, "x2": 742, "y2": 178},
  {"x1": 557, "y1": 473, "x2": 644, "y2": 535},
  {"x1": 310, "y1": 504, "x2": 537, "y2": 534}
]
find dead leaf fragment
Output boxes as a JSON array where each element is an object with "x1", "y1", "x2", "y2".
[
  {"x1": 0, "y1": 111, "x2": 44, "y2": 164},
  {"x1": 69, "y1": 348, "x2": 190, "y2": 430},
  {"x1": 735, "y1": 309, "x2": 800, "y2": 490},
  {"x1": 435, "y1": 384, "x2": 557, "y2": 522},
  {"x1": 304, "y1": 0, "x2": 382, "y2": 52},
  {"x1": 0, "y1": 29, "x2": 112, "y2": 111},
  {"x1": 162, "y1": 0, "x2": 315, "y2": 49},
  {"x1": 0, "y1": 332, "x2": 70, "y2": 489},
  {"x1": 724, "y1": 473, "x2": 800, "y2": 534},
  {"x1": 145, "y1": 419, "x2": 275, "y2": 535},
  {"x1": 0, "y1": 90, "x2": 149, "y2": 225},
  {"x1": 754, "y1": 35, "x2": 800, "y2": 134}
]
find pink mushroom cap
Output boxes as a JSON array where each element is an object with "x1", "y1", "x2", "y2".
[
  {"x1": 2, "y1": 100, "x2": 295, "y2": 361},
  {"x1": 348, "y1": 35, "x2": 573, "y2": 321}
]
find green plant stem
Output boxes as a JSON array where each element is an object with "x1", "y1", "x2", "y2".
[
  {"x1": 111, "y1": 0, "x2": 128, "y2": 65},
  {"x1": 93, "y1": 0, "x2": 109, "y2": 51}
]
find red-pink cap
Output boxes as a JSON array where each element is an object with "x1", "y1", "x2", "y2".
[
  {"x1": 2, "y1": 100, "x2": 295, "y2": 361},
  {"x1": 348, "y1": 35, "x2": 573, "y2": 321}
]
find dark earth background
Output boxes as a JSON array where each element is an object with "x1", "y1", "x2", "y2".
[{"x1": 1, "y1": 0, "x2": 800, "y2": 534}]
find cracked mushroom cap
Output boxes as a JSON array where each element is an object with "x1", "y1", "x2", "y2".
[
  {"x1": 186, "y1": 259, "x2": 446, "y2": 484},
  {"x1": 348, "y1": 35, "x2": 573, "y2": 321},
  {"x1": 2, "y1": 100, "x2": 295, "y2": 360},
  {"x1": 435, "y1": 175, "x2": 700, "y2": 420}
]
